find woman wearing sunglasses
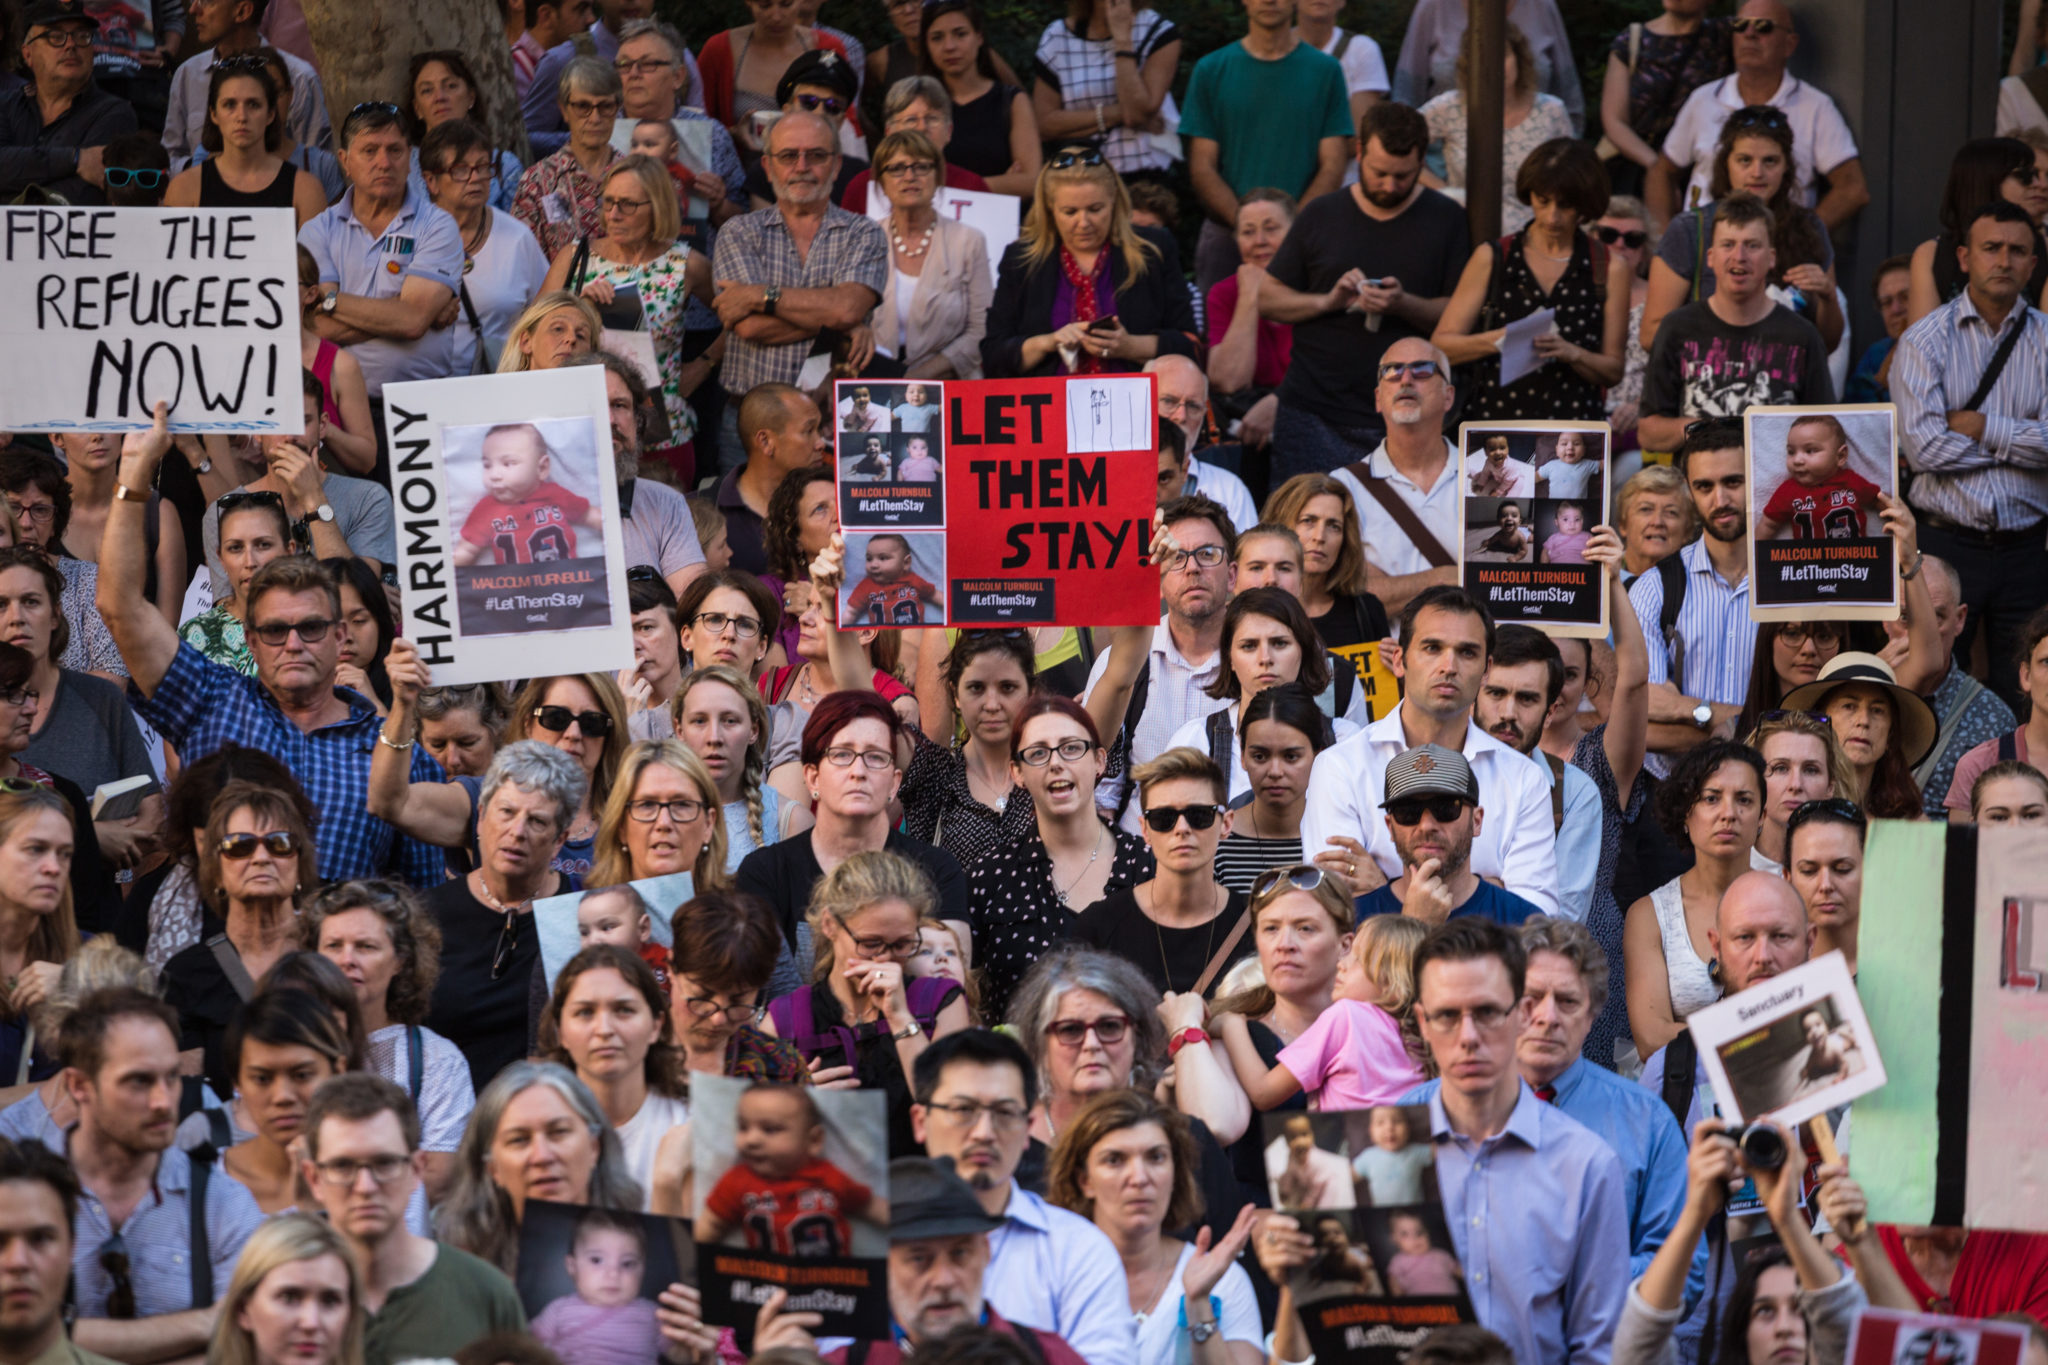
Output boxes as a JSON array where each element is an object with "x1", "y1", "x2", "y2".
[
  {"x1": 983, "y1": 146, "x2": 1200, "y2": 379},
  {"x1": 1641, "y1": 104, "x2": 1843, "y2": 354},
  {"x1": 163, "y1": 58, "x2": 327, "y2": 226},
  {"x1": 763, "y1": 850, "x2": 969, "y2": 1157},
  {"x1": 1903, "y1": 136, "x2": 2048, "y2": 327},
  {"x1": 162, "y1": 780, "x2": 319, "y2": 1099},
  {"x1": 696, "y1": 0, "x2": 856, "y2": 153},
  {"x1": 1595, "y1": 195, "x2": 1657, "y2": 452}
]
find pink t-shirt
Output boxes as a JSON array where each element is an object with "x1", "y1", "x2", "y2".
[
  {"x1": 1276, "y1": 998, "x2": 1426, "y2": 1110},
  {"x1": 1205, "y1": 274, "x2": 1293, "y2": 389},
  {"x1": 1945, "y1": 728, "x2": 2028, "y2": 814}
]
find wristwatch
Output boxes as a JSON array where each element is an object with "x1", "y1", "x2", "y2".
[
  {"x1": 1691, "y1": 703, "x2": 1714, "y2": 729},
  {"x1": 1188, "y1": 1321, "x2": 1219, "y2": 1344},
  {"x1": 293, "y1": 502, "x2": 335, "y2": 541},
  {"x1": 762, "y1": 284, "x2": 781, "y2": 318},
  {"x1": 318, "y1": 290, "x2": 339, "y2": 315}
]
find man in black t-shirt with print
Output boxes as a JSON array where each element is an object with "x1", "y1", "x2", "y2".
[
  {"x1": 1638, "y1": 192, "x2": 1835, "y2": 455},
  {"x1": 1260, "y1": 101, "x2": 1471, "y2": 482}
]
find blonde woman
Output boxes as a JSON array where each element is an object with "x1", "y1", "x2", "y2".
[
  {"x1": 0, "y1": 788, "x2": 79, "y2": 1093},
  {"x1": 764, "y1": 849, "x2": 970, "y2": 1157},
  {"x1": 1261, "y1": 473, "x2": 1391, "y2": 656},
  {"x1": 588, "y1": 740, "x2": 728, "y2": 894},
  {"x1": 983, "y1": 146, "x2": 1199, "y2": 377},
  {"x1": 541, "y1": 153, "x2": 714, "y2": 445},
  {"x1": 206, "y1": 1213, "x2": 366, "y2": 1365},
  {"x1": 495, "y1": 291, "x2": 606, "y2": 374}
]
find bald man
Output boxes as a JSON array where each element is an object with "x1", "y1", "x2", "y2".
[
  {"x1": 718, "y1": 383, "x2": 830, "y2": 575},
  {"x1": 1329, "y1": 335, "x2": 1461, "y2": 617},
  {"x1": 1145, "y1": 355, "x2": 1260, "y2": 534},
  {"x1": 1649, "y1": 0, "x2": 1868, "y2": 230}
]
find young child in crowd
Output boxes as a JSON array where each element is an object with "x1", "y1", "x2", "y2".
[
  {"x1": 1351, "y1": 1107, "x2": 1434, "y2": 1206},
  {"x1": 454, "y1": 422, "x2": 605, "y2": 566},
  {"x1": 844, "y1": 534, "x2": 940, "y2": 626},
  {"x1": 906, "y1": 917, "x2": 980, "y2": 1022},
  {"x1": 629, "y1": 118, "x2": 697, "y2": 205},
  {"x1": 1219, "y1": 915, "x2": 1429, "y2": 1111},
  {"x1": 700, "y1": 1084, "x2": 886, "y2": 1258},
  {"x1": 687, "y1": 494, "x2": 732, "y2": 572},
  {"x1": 530, "y1": 1208, "x2": 663, "y2": 1365},
  {"x1": 576, "y1": 884, "x2": 671, "y2": 994},
  {"x1": 1536, "y1": 430, "x2": 1599, "y2": 499},
  {"x1": 1385, "y1": 1210, "x2": 1465, "y2": 1297},
  {"x1": 1755, "y1": 413, "x2": 1882, "y2": 541},
  {"x1": 1477, "y1": 502, "x2": 1531, "y2": 560},
  {"x1": 1541, "y1": 502, "x2": 1591, "y2": 565}
]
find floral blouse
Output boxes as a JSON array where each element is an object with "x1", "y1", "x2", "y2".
[
  {"x1": 578, "y1": 241, "x2": 700, "y2": 445},
  {"x1": 178, "y1": 605, "x2": 255, "y2": 675},
  {"x1": 1421, "y1": 91, "x2": 1574, "y2": 235}
]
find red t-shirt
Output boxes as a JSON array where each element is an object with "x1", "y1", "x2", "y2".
[
  {"x1": 705, "y1": 1157, "x2": 873, "y2": 1258},
  {"x1": 1762, "y1": 467, "x2": 1881, "y2": 539},
  {"x1": 1204, "y1": 273, "x2": 1293, "y2": 389},
  {"x1": 1877, "y1": 1226, "x2": 2048, "y2": 1322},
  {"x1": 845, "y1": 574, "x2": 937, "y2": 627},
  {"x1": 459, "y1": 480, "x2": 592, "y2": 563}
]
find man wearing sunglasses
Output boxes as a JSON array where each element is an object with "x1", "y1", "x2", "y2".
[
  {"x1": 1328, "y1": 337, "x2": 1461, "y2": 617},
  {"x1": 161, "y1": 0, "x2": 328, "y2": 169},
  {"x1": 742, "y1": 50, "x2": 867, "y2": 211},
  {"x1": 61, "y1": 988, "x2": 264, "y2": 1365},
  {"x1": 0, "y1": 0, "x2": 137, "y2": 205},
  {"x1": 1352, "y1": 744, "x2": 1542, "y2": 927},
  {"x1": 1649, "y1": 0, "x2": 1867, "y2": 231}
]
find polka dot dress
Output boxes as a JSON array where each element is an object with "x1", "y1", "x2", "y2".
[
  {"x1": 1465, "y1": 227, "x2": 1610, "y2": 423},
  {"x1": 967, "y1": 827, "x2": 1154, "y2": 1026}
]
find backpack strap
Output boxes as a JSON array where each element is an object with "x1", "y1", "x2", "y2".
[
  {"x1": 1110, "y1": 667, "x2": 1154, "y2": 823},
  {"x1": 1009, "y1": 1325, "x2": 1048, "y2": 1365},
  {"x1": 1345, "y1": 461, "x2": 1455, "y2": 569},
  {"x1": 188, "y1": 1151, "x2": 214, "y2": 1309},
  {"x1": 1544, "y1": 752, "x2": 1566, "y2": 834},
  {"x1": 1192, "y1": 904, "x2": 1253, "y2": 997},
  {"x1": 1661, "y1": 1028, "x2": 1699, "y2": 1130},
  {"x1": 1204, "y1": 708, "x2": 1235, "y2": 776},
  {"x1": 407, "y1": 1024, "x2": 425, "y2": 1103},
  {"x1": 1655, "y1": 552, "x2": 1690, "y2": 693}
]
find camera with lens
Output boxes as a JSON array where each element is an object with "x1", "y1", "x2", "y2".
[{"x1": 1734, "y1": 1122, "x2": 1788, "y2": 1171}]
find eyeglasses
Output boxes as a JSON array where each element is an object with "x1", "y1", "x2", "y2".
[
  {"x1": 1141, "y1": 803, "x2": 1223, "y2": 833},
  {"x1": 248, "y1": 616, "x2": 335, "y2": 646},
  {"x1": 434, "y1": 160, "x2": 495, "y2": 183},
  {"x1": 692, "y1": 610, "x2": 763, "y2": 639},
  {"x1": 313, "y1": 1155, "x2": 412, "y2": 1186},
  {"x1": 1157, "y1": 544, "x2": 1226, "y2": 573},
  {"x1": 0, "y1": 686, "x2": 38, "y2": 708},
  {"x1": 1045, "y1": 1014, "x2": 1130, "y2": 1048},
  {"x1": 1158, "y1": 394, "x2": 1203, "y2": 416},
  {"x1": 1377, "y1": 360, "x2": 1444, "y2": 383},
  {"x1": 1773, "y1": 623, "x2": 1843, "y2": 647},
  {"x1": 769, "y1": 147, "x2": 836, "y2": 167},
  {"x1": 566, "y1": 97, "x2": 621, "y2": 119},
  {"x1": 1420, "y1": 1004, "x2": 1516, "y2": 1034},
  {"x1": 1791, "y1": 797, "x2": 1864, "y2": 823},
  {"x1": 1385, "y1": 797, "x2": 1472, "y2": 826},
  {"x1": 821, "y1": 746, "x2": 894, "y2": 770},
  {"x1": 99, "y1": 1233, "x2": 135, "y2": 1320},
  {"x1": 1729, "y1": 17, "x2": 1784, "y2": 35},
  {"x1": 105, "y1": 167, "x2": 168, "y2": 189},
  {"x1": 1593, "y1": 225, "x2": 1648, "y2": 248},
  {"x1": 679, "y1": 993, "x2": 765, "y2": 1022},
  {"x1": 1049, "y1": 146, "x2": 1105, "y2": 170},
  {"x1": 626, "y1": 797, "x2": 707, "y2": 824},
  {"x1": 532, "y1": 705, "x2": 614, "y2": 737},
  {"x1": 490, "y1": 908, "x2": 521, "y2": 981},
  {"x1": 602, "y1": 194, "x2": 651, "y2": 213},
  {"x1": 218, "y1": 830, "x2": 301, "y2": 860},
  {"x1": 1016, "y1": 737, "x2": 1094, "y2": 766},
  {"x1": 613, "y1": 57, "x2": 677, "y2": 74},
  {"x1": 1757, "y1": 708, "x2": 1830, "y2": 726},
  {"x1": 795, "y1": 93, "x2": 846, "y2": 115},
  {"x1": 879, "y1": 158, "x2": 938, "y2": 179},
  {"x1": 28, "y1": 27, "x2": 95, "y2": 49},
  {"x1": 1249, "y1": 863, "x2": 1326, "y2": 904},
  {"x1": 2, "y1": 499, "x2": 52, "y2": 524},
  {"x1": 832, "y1": 910, "x2": 922, "y2": 959},
  {"x1": 923, "y1": 1099, "x2": 1029, "y2": 1130}
]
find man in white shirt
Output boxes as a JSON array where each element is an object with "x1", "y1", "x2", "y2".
[
  {"x1": 1146, "y1": 355, "x2": 1261, "y2": 534},
  {"x1": 1330, "y1": 336, "x2": 1460, "y2": 616},
  {"x1": 911, "y1": 1031, "x2": 1134, "y2": 1365},
  {"x1": 1648, "y1": 0, "x2": 1868, "y2": 230},
  {"x1": 1302, "y1": 585, "x2": 1561, "y2": 915}
]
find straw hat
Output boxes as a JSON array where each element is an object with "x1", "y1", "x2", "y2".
[{"x1": 1779, "y1": 652, "x2": 1938, "y2": 768}]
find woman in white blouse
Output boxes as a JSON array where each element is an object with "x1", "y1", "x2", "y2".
[{"x1": 870, "y1": 130, "x2": 991, "y2": 378}]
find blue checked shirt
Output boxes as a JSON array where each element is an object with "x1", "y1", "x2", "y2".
[
  {"x1": 132, "y1": 643, "x2": 445, "y2": 886},
  {"x1": 70, "y1": 1143, "x2": 266, "y2": 1320},
  {"x1": 1896, "y1": 293, "x2": 2048, "y2": 531}
]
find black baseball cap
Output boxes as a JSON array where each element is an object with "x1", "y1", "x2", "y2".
[
  {"x1": 890, "y1": 1158, "x2": 1004, "y2": 1242},
  {"x1": 20, "y1": 0, "x2": 98, "y2": 29}
]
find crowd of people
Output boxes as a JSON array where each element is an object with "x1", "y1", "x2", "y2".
[{"x1": 0, "y1": 2, "x2": 2046, "y2": 1365}]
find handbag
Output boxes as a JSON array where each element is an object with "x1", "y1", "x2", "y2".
[{"x1": 1593, "y1": 24, "x2": 1643, "y2": 162}]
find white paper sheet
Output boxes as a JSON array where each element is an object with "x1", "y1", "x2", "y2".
[
  {"x1": 1065, "y1": 376, "x2": 1152, "y2": 453},
  {"x1": 1497, "y1": 307, "x2": 1557, "y2": 388}
]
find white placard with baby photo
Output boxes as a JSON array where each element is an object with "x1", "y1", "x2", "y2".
[
  {"x1": 1688, "y1": 950, "x2": 1888, "y2": 1130},
  {"x1": 1745, "y1": 404, "x2": 1901, "y2": 621}
]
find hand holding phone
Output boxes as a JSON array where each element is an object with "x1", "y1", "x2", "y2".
[{"x1": 1087, "y1": 314, "x2": 1120, "y2": 333}]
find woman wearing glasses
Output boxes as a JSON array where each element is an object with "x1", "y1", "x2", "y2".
[
  {"x1": 1642, "y1": 105, "x2": 1843, "y2": 353},
  {"x1": 541, "y1": 943, "x2": 689, "y2": 1206},
  {"x1": 162, "y1": 781, "x2": 319, "y2": 1099},
  {"x1": 676, "y1": 569, "x2": 782, "y2": 681},
  {"x1": 541, "y1": 155, "x2": 714, "y2": 452},
  {"x1": 763, "y1": 850, "x2": 968, "y2": 1156},
  {"x1": 587, "y1": 741, "x2": 727, "y2": 896},
  {"x1": 1904, "y1": 137, "x2": 2048, "y2": 326},
  {"x1": 1047, "y1": 1090, "x2": 1263, "y2": 1365},
  {"x1": 512, "y1": 57, "x2": 625, "y2": 260},
  {"x1": 868, "y1": 129, "x2": 992, "y2": 381},
  {"x1": 983, "y1": 147, "x2": 1201, "y2": 379},
  {"x1": 406, "y1": 50, "x2": 525, "y2": 212},
  {"x1": 696, "y1": 0, "x2": 857, "y2": 153},
  {"x1": 163, "y1": 59, "x2": 326, "y2": 226},
  {"x1": 208, "y1": 1212, "x2": 368, "y2": 1365},
  {"x1": 420, "y1": 120, "x2": 549, "y2": 376}
]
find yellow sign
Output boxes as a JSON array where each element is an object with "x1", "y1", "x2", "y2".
[{"x1": 1331, "y1": 640, "x2": 1400, "y2": 721}]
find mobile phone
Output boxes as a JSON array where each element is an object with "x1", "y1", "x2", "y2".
[{"x1": 1087, "y1": 314, "x2": 1119, "y2": 333}]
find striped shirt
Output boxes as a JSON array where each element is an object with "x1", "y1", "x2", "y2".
[
  {"x1": 1627, "y1": 538, "x2": 1754, "y2": 706},
  {"x1": 1033, "y1": 10, "x2": 1181, "y2": 174},
  {"x1": 70, "y1": 1143, "x2": 265, "y2": 1320},
  {"x1": 1895, "y1": 293, "x2": 2048, "y2": 531}
]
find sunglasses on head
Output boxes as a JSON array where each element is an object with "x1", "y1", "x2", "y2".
[
  {"x1": 1249, "y1": 863, "x2": 1326, "y2": 904},
  {"x1": 626, "y1": 564, "x2": 663, "y2": 582},
  {"x1": 1727, "y1": 105, "x2": 1791, "y2": 129},
  {"x1": 105, "y1": 167, "x2": 168, "y2": 189},
  {"x1": 1593, "y1": 225, "x2": 1648, "y2": 248},
  {"x1": 1386, "y1": 796, "x2": 1471, "y2": 826},
  {"x1": 1049, "y1": 146, "x2": 1105, "y2": 170},
  {"x1": 218, "y1": 830, "x2": 301, "y2": 860},
  {"x1": 533, "y1": 705, "x2": 614, "y2": 737},
  {"x1": 1141, "y1": 803, "x2": 1222, "y2": 833}
]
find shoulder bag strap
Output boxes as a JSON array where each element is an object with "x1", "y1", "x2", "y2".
[
  {"x1": 1656, "y1": 551, "x2": 1689, "y2": 691},
  {"x1": 1661, "y1": 1028, "x2": 1699, "y2": 1129},
  {"x1": 1544, "y1": 752, "x2": 1566, "y2": 833},
  {"x1": 458, "y1": 281, "x2": 488, "y2": 374},
  {"x1": 2001, "y1": 730, "x2": 2020, "y2": 763},
  {"x1": 189, "y1": 1154, "x2": 214, "y2": 1309},
  {"x1": 1914, "y1": 675, "x2": 1984, "y2": 788},
  {"x1": 205, "y1": 934, "x2": 256, "y2": 1001},
  {"x1": 407, "y1": 1024, "x2": 425, "y2": 1101},
  {"x1": 568, "y1": 235, "x2": 593, "y2": 294},
  {"x1": 1333, "y1": 29, "x2": 1354, "y2": 60},
  {"x1": 1962, "y1": 307, "x2": 2033, "y2": 412},
  {"x1": 12, "y1": 1023, "x2": 29, "y2": 1087},
  {"x1": 1192, "y1": 904, "x2": 1254, "y2": 997},
  {"x1": 1204, "y1": 709, "x2": 1235, "y2": 774},
  {"x1": 1346, "y1": 461, "x2": 1455, "y2": 569}
]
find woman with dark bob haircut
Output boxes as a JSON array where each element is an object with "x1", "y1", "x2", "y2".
[
  {"x1": 1622, "y1": 739, "x2": 1766, "y2": 1063},
  {"x1": 1433, "y1": 136, "x2": 1632, "y2": 422},
  {"x1": 1906, "y1": 136, "x2": 2048, "y2": 325}
]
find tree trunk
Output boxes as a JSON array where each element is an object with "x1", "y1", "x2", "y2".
[{"x1": 299, "y1": 0, "x2": 531, "y2": 163}]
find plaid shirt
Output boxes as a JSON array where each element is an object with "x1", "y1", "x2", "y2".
[
  {"x1": 132, "y1": 642, "x2": 446, "y2": 886},
  {"x1": 711, "y1": 203, "x2": 887, "y2": 395},
  {"x1": 511, "y1": 143, "x2": 617, "y2": 261}
]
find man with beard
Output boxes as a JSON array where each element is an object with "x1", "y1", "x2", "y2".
[
  {"x1": 1477, "y1": 624, "x2": 1600, "y2": 923},
  {"x1": 1351, "y1": 744, "x2": 1543, "y2": 925},
  {"x1": 908, "y1": 1031, "x2": 1132, "y2": 1365},
  {"x1": 1257, "y1": 102, "x2": 1470, "y2": 482},
  {"x1": 711, "y1": 110, "x2": 886, "y2": 475},
  {"x1": 1629, "y1": 416, "x2": 1759, "y2": 767},
  {"x1": 1330, "y1": 337, "x2": 1460, "y2": 617},
  {"x1": 567, "y1": 350, "x2": 707, "y2": 599},
  {"x1": 0, "y1": 1134, "x2": 119, "y2": 1365}
]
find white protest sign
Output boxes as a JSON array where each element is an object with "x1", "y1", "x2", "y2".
[
  {"x1": 383, "y1": 367, "x2": 634, "y2": 687},
  {"x1": 867, "y1": 183, "x2": 1018, "y2": 289},
  {"x1": 0, "y1": 206, "x2": 304, "y2": 433}
]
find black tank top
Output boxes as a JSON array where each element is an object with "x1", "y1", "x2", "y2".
[{"x1": 198, "y1": 157, "x2": 297, "y2": 209}]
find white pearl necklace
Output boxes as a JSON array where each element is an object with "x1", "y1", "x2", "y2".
[{"x1": 891, "y1": 218, "x2": 936, "y2": 258}]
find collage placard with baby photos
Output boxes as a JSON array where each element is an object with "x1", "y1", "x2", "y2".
[
  {"x1": 831, "y1": 376, "x2": 1161, "y2": 629},
  {"x1": 1455, "y1": 420, "x2": 1610, "y2": 638},
  {"x1": 1744, "y1": 404, "x2": 1901, "y2": 621},
  {"x1": 692, "y1": 1072, "x2": 891, "y2": 1348},
  {"x1": 1262, "y1": 1108, "x2": 1476, "y2": 1365}
]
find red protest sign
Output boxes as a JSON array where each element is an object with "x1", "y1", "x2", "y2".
[
  {"x1": 1847, "y1": 1308, "x2": 2027, "y2": 1365},
  {"x1": 832, "y1": 376, "x2": 1158, "y2": 628}
]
